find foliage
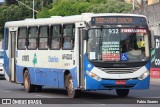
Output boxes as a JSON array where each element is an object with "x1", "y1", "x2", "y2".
[
  {"x1": 0, "y1": 0, "x2": 53, "y2": 38},
  {"x1": 0, "y1": 4, "x2": 32, "y2": 32},
  {"x1": 86, "y1": 0, "x2": 132, "y2": 13},
  {"x1": 5, "y1": 0, "x2": 17, "y2": 5},
  {"x1": 0, "y1": 0, "x2": 132, "y2": 39},
  {"x1": 36, "y1": 8, "x2": 50, "y2": 18},
  {"x1": 37, "y1": 0, "x2": 132, "y2": 18}
]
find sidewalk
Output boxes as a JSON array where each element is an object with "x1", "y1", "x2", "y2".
[{"x1": 150, "y1": 78, "x2": 160, "y2": 85}]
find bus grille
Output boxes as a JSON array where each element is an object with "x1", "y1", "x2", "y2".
[{"x1": 98, "y1": 67, "x2": 141, "y2": 74}]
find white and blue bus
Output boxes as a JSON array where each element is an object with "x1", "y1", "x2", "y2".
[{"x1": 3, "y1": 13, "x2": 151, "y2": 98}]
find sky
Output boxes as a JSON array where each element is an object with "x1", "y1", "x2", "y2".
[{"x1": 0, "y1": 0, "x2": 4, "y2": 3}]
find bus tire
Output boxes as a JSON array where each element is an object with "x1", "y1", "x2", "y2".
[
  {"x1": 36, "y1": 85, "x2": 42, "y2": 92},
  {"x1": 23, "y1": 70, "x2": 36, "y2": 93},
  {"x1": 65, "y1": 74, "x2": 79, "y2": 98},
  {"x1": 116, "y1": 89, "x2": 129, "y2": 97}
]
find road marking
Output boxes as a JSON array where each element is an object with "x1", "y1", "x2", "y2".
[
  {"x1": 0, "y1": 90, "x2": 11, "y2": 93},
  {"x1": 100, "y1": 104, "x2": 106, "y2": 106},
  {"x1": 35, "y1": 95, "x2": 53, "y2": 98},
  {"x1": 141, "y1": 97, "x2": 160, "y2": 98}
]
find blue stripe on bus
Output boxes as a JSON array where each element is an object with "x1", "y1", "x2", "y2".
[
  {"x1": 84, "y1": 54, "x2": 94, "y2": 71},
  {"x1": 145, "y1": 61, "x2": 150, "y2": 70},
  {"x1": 4, "y1": 50, "x2": 150, "y2": 90},
  {"x1": 84, "y1": 59, "x2": 150, "y2": 90},
  {"x1": 15, "y1": 65, "x2": 78, "y2": 89},
  {"x1": 3, "y1": 51, "x2": 9, "y2": 77}
]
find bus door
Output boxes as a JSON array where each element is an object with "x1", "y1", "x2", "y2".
[
  {"x1": 9, "y1": 29, "x2": 17, "y2": 82},
  {"x1": 78, "y1": 24, "x2": 86, "y2": 89}
]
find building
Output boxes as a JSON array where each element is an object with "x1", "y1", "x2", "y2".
[
  {"x1": 148, "y1": 0, "x2": 160, "y2": 5},
  {"x1": 125, "y1": 0, "x2": 160, "y2": 6}
]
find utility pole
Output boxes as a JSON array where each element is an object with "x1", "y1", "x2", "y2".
[
  {"x1": 16, "y1": 0, "x2": 38, "y2": 19},
  {"x1": 132, "y1": 0, "x2": 135, "y2": 10},
  {"x1": 42, "y1": 0, "x2": 44, "y2": 10},
  {"x1": 33, "y1": 0, "x2": 34, "y2": 19}
]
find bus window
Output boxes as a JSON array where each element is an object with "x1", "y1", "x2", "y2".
[
  {"x1": 18, "y1": 27, "x2": 27, "y2": 50},
  {"x1": 62, "y1": 24, "x2": 75, "y2": 50},
  {"x1": 28, "y1": 26, "x2": 38, "y2": 49},
  {"x1": 39, "y1": 26, "x2": 49, "y2": 49},
  {"x1": 50, "y1": 25, "x2": 61, "y2": 49},
  {"x1": 87, "y1": 29, "x2": 101, "y2": 60}
]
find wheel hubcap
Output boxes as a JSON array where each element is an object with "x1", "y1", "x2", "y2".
[
  {"x1": 68, "y1": 79, "x2": 74, "y2": 94},
  {"x1": 24, "y1": 74, "x2": 29, "y2": 89}
]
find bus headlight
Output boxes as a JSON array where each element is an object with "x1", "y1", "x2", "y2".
[
  {"x1": 86, "y1": 71, "x2": 102, "y2": 81},
  {"x1": 138, "y1": 71, "x2": 149, "y2": 80}
]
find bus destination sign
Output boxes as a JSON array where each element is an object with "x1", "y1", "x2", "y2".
[{"x1": 91, "y1": 16, "x2": 147, "y2": 26}]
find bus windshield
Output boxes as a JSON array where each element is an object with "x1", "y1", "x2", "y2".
[{"x1": 87, "y1": 28, "x2": 149, "y2": 62}]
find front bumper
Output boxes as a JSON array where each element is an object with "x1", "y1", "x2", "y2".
[{"x1": 85, "y1": 75, "x2": 150, "y2": 90}]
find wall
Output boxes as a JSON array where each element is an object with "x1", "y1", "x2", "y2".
[
  {"x1": 130, "y1": 2, "x2": 160, "y2": 78},
  {"x1": 148, "y1": 0, "x2": 160, "y2": 5},
  {"x1": 130, "y1": 2, "x2": 160, "y2": 36}
]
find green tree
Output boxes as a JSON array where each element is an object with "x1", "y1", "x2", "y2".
[
  {"x1": 0, "y1": 0, "x2": 132, "y2": 39},
  {"x1": 0, "y1": 0, "x2": 53, "y2": 39},
  {"x1": 47, "y1": 0, "x2": 132, "y2": 17},
  {"x1": 86, "y1": 0, "x2": 132, "y2": 13},
  {"x1": 48, "y1": 0, "x2": 91, "y2": 16},
  {"x1": 37, "y1": 8, "x2": 50, "y2": 18},
  {"x1": 5, "y1": 0, "x2": 17, "y2": 5}
]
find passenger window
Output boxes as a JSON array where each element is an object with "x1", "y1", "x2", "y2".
[
  {"x1": 39, "y1": 26, "x2": 49, "y2": 49},
  {"x1": 50, "y1": 25, "x2": 61, "y2": 49},
  {"x1": 28, "y1": 27, "x2": 38, "y2": 49},
  {"x1": 18, "y1": 27, "x2": 27, "y2": 50},
  {"x1": 62, "y1": 24, "x2": 75, "y2": 50}
]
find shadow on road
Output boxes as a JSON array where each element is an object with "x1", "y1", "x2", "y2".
[
  {"x1": 40, "y1": 88, "x2": 134, "y2": 99},
  {"x1": 0, "y1": 76, "x2": 5, "y2": 80},
  {"x1": 37, "y1": 88, "x2": 136, "y2": 104}
]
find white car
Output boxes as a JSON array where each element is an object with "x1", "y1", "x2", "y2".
[{"x1": 0, "y1": 50, "x2": 4, "y2": 76}]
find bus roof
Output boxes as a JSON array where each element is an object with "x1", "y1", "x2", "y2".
[{"x1": 5, "y1": 13, "x2": 147, "y2": 28}]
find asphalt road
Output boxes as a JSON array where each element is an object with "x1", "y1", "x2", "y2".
[{"x1": 0, "y1": 78, "x2": 160, "y2": 107}]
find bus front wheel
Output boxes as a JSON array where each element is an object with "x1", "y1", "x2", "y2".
[
  {"x1": 23, "y1": 70, "x2": 36, "y2": 93},
  {"x1": 65, "y1": 74, "x2": 79, "y2": 98},
  {"x1": 116, "y1": 89, "x2": 129, "y2": 97}
]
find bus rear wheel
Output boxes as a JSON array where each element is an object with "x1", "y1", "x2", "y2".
[
  {"x1": 36, "y1": 85, "x2": 42, "y2": 92},
  {"x1": 116, "y1": 89, "x2": 129, "y2": 97},
  {"x1": 23, "y1": 70, "x2": 36, "y2": 93},
  {"x1": 65, "y1": 74, "x2": 79, "y2": 98}
]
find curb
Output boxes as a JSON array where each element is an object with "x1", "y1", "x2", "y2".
[{"x1": 150, "y1": 78, "x2": 160, "y2": 85}]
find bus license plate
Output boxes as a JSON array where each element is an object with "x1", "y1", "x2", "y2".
[{"x1": 116, "y1": 80, "x2": 126, "y2": 85}]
